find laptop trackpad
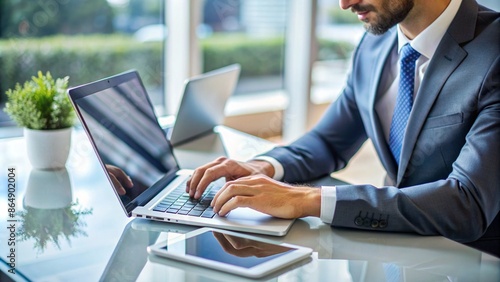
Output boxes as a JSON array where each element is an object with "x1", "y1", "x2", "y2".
[
  {"x1": 217, "y1": 208, "x2": 293, "y2": 235},
  {"x1": 223, "y1": 208, "x2": 278, "y2": 224}
]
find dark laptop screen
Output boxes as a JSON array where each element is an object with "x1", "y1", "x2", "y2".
[{"x1": 69, "y1": 71, "x2": 178, "y2": 211}]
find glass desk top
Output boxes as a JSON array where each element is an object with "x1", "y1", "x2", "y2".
[{"x1": 1, "y1": 127, "x2": 499, "y2": 282}]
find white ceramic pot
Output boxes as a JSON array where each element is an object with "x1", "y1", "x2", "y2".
[
  {"x1": 24, "y1": 168, "x2": 72, "y2": 209},
  {"x1": 24, "y1": 127, "x2": 72, "y2": 170}
]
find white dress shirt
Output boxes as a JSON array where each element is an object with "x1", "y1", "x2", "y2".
[{"x1": 257, "y1": 0, "x2": 462, "y2": 224}]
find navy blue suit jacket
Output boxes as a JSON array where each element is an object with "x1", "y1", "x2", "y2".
[{"x1": 264, "y1": 0, "x2": 499, "y2": 243}]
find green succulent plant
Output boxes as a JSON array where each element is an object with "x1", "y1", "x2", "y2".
[{"x1": 4, "y1": 71, "x2": 75, "y2": 129}]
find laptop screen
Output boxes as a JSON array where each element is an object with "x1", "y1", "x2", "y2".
[{"x1": 69, "y1": 71, "x2": 178, "y2": 212}]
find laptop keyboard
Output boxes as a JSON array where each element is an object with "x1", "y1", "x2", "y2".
[{"x1": 152, "y1": 178, "x2": 223, "y2": 218}]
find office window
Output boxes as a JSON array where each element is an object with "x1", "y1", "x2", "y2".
[
  {"x1": 0, "y1": 0, "x2": 166, "y2": 131},
  {"x1": 201, "y1": 0, "x2": 287, "y2": 96},
  {"x1": 311, "y1": 0, "x2": 363, "y2": 105},
  {"x1": 179, "y1": 0, "x2": 290, "y2": 139},
  {"x1": 149, "y1": 0, "x2": 290, "y2": 138}
]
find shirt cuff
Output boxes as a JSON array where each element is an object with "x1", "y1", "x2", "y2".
[
  {"x1": 251, "y1": 156, "x2": 284, "y2": 180},
  {"x1": 320, "y1": 186, "x2": 337, "y2": 224}
]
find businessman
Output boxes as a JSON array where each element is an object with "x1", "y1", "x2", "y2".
[{"x1": 187, "y1": 0, "x2": 500, "y2": 253}]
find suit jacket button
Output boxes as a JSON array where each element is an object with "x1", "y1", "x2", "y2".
[
  {"x1": 363, "y1": 218, "x2": 371, "y2": 227},
  {"x1": 354, "y1": 217, "x2": 363, "y2": 226},
  {"x1": 371, "y1": 220, "x2": 379, "y2": 228},
  {"x1": 379, "y1": 220, "x2": 387, "y2": 228}
]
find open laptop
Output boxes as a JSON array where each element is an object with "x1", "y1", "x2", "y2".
[
  {"x1": 169, "y1": 64, "x2": 240, "y2": 146},
  {"x1": 67, "y1": 70, "x2": 294, "y2": 236}
]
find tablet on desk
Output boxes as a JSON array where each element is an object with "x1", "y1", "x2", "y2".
[{"x1": 147, "y1": 228, "x2": 312, "y2": 278}]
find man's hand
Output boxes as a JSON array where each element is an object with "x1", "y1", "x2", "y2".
[
  {"x1": 211, "y1": 175, "x2": 321, "y2": 219},
  {"x1": 186, "y1": 156, "x2": 274, "y2": 199},
  {"x1": 106, "y1": 164, "x2": 133, "y2": 195}
]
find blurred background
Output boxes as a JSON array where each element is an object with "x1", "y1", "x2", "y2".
[
  {"x1": 1, "y1": 0, "x2": 498, "y2": 184},
  {"x1": 0, "y1": 0, "x2": 365, "y2": 135}
]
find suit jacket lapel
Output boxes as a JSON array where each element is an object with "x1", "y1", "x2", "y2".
[{"x1": 397, "y1": 0, "x2": 478, "y2": 184}]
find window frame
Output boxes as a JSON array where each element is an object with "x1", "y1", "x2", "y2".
[{"x1": 165, "y1": 0, "x2": 318, "y2": 141}]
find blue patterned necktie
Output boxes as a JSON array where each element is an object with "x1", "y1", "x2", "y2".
[{"x1": 389, "y1": 44, "x2": 421, "y2": 164}]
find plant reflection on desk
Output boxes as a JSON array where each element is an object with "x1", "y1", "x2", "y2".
[
  {"x1": 16, "y1": 169, "x2": 93, "y2": 253},
  {"x1": 212, "y1": 231, "x2": 291, "y2": 258},
  {"x1": 17, "y1": 202, "x2": 93, "y2": 253}
]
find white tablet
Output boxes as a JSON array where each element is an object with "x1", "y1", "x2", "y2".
[{"x1": 147, "y1": 227, "x2": 313, "y2": 278}]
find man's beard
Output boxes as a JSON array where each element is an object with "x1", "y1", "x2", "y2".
[{"x1": 352, "y1": 0, "x2": 414, "y2": 35}]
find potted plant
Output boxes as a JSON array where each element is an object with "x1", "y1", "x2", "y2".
[{"x1": 4, "y1": 71, "x2": 75, "y2": 169}]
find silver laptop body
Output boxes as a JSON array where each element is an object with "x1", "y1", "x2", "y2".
[{"x1": 67, "y1": 70, "x2": 293, "y2": 236}]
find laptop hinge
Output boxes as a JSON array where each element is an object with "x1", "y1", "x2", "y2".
[{"x1": 126, "y1": 169, "x2": 179, "y2": 214}]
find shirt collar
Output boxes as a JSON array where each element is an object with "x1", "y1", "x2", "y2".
[{"x1": 397, "y1": 0, "x2": 462, "y2": 59}]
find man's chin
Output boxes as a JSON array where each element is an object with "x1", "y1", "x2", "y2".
[{"x1": 364, "y1": 22, "x2": 392, "y2": 35}]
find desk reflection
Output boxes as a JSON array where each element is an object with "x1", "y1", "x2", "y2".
[
  {"x1": 24, "y1": 168, "x2": 72, "y2": 209},
  {"x1": 17, "y1": 168, "x2": 93, "y2": 253},
  {"x1": 212, "y1": 231, "x2": 292, "y2": 258},
  {"x1": 101, "y1": 219, "x2": 305, "y2": 282},
  {"x1": 281, "y1": 218, "x2": 484, "y2": 281},
  {"x1": 100, "y1": 217, "x2": 494, "y2": 282}
]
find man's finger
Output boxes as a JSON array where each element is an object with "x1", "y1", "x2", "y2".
[
  {"x1": 216, "y1": 194, "x2": 253, "y2": 216},
  {"x1": 187, "y1": 157, "x2": 227, "y2": 196}
]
